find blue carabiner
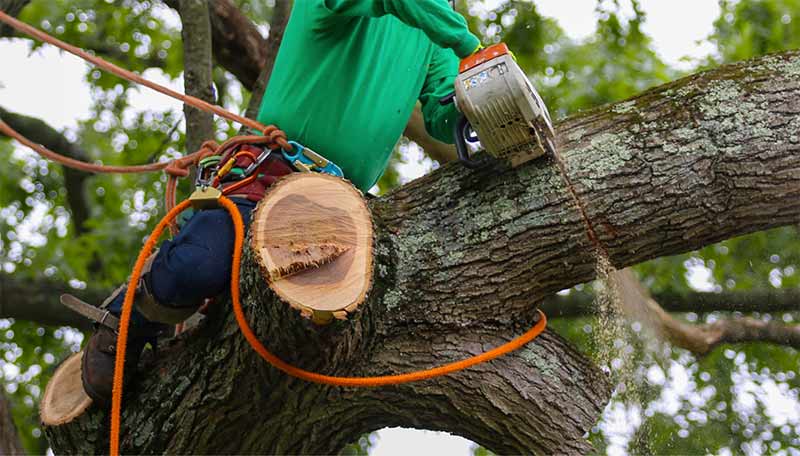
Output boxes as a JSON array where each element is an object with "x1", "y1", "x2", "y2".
[{"x1": 281, "y1": 141, "x2": 344, "y2": 178}]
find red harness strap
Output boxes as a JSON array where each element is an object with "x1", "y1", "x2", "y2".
[{"x1": 218, "y1": 144, "x2": 294, "y2": 201}]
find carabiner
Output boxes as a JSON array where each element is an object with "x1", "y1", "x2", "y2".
[
  {"x1": 281, "y1": 141, "x2": 344, "y2": 178},
  {"x1": 241, "y1": 147, "x2": 273, "y2": 177}
]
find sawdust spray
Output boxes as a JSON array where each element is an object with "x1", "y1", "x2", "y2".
[{"x1": 550, "y1": 151, "x2": 649, "y2": 453}]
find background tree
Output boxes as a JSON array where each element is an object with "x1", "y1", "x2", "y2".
[{"x1": 0, "y1": 0, "x2": 798, "y2": 454}]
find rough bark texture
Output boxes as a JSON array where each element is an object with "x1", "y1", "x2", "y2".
[
  {"x1": 44, "y1": 51, "x2": 800, "y2": 455},
  {"x1": 178, "y1": 0, "x2": 215, "y2": 153},
  {"x1": 0, "y1": 389, "x2": 25, "y2": 455}
]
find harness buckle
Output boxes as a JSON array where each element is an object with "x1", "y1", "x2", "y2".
[
  {"x1": 189, "y1": 186, "x2": 222, "y2": 210},
  {"x1": 191, "y1": 155, "x2": 223, "y2": 210}
]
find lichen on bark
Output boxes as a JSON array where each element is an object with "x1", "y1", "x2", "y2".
[{"x1": 43, "y1": 50, "x2": 800, "y2": 455}]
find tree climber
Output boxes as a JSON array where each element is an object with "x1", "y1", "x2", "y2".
[{"x1": 80, "y1": 0, "x2": 482, "y2": 405}]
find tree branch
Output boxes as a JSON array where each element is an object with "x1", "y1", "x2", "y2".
[
  {"x1": 0, "y1": 274, "x2": 98, "y2": 329},
  {"x1": 1, "y1": 271, "x2": 798, "y2": 330},
  {"x1": 358, "y1": 328, "x2": 610, "y2": 455},
  {"x1": 613, "y1": 268, "x2": 800, "y2": 354},
  {"x1": 162, "y1": 0, "x2": 269, "y2": 92},
  {"x1": 178, "y1": 0, "x2": 215, "y2": 152},
  {"x1": 0, "y1": 0, "x2": 30, "y2": 37},
  {"x1": 0, "y1": 107, "x2": 90, "y2": 234},
  {"x1": 0, "y1": 389, "x2": 25, "y2": 456},
  {"x1": 544, "y1": 287, "x2": 800, "y2": 318},
  {"x1": 45, "y1": 50, "x2": 800, "y2": 455}
]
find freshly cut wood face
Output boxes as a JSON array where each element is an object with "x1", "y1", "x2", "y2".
[
  {"x1": 251, "y1": 173, "x2": 373, "y2": 322},
  {"x1": 40, "y1": 351, "x2": 92, "y2": 426}
]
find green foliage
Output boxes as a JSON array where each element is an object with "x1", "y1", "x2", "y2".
[
  {"x1": 711, "y1": 0, "x2": 800, "y2": 64},
  {"x1": 1, "y1": 0, "x2": 799, "y2": 455},
  {"x1": 2, "y1": 2, "x2": 211, "y2": 453},
  {"x1": 339, "y1": 433, "x2": 377, "y2": 456},
  {"x1": 467, "y1": 0, "x2": 675, "y2": 119},
  {"x1": 1, "y1": 320, "x2": 81, "y2": 454}
]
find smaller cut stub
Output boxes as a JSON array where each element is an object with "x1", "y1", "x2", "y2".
[
  {"x1": 40, "y1": 351, "x2": 93, "y2": 426},
  {"x1": 251, "y1": 173, "x2": 374, "y2": 323}
]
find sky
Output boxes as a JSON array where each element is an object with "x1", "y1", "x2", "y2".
[{"x1": 0, "y1": 1, "x2": 733, "y2": 455}]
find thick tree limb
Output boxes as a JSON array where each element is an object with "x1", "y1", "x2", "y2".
[
  {"x1": 614, "y1": 268, "x2": 800, "y2": 354},
  {"x1": 163, "y1": 0, "x2": 268, "y2": 91},
  {"x1": 3, "y1": 272, "x2": 798, "y2": 329},
  {"x1": 0, "y1": 274, "x2": 98, "y2": 329},
  {"x1": 178, "y1": 0, "x2": 215, "y2": 152},
  {"x1": 0, "y1": 389, "x2": 24, "y2": 455},
  {"x1": 45, "y1": 51, "x2": 800, "y2": 454},
  {"x1": 0, "y1": 107, "x2": 90, "y2": 234}
]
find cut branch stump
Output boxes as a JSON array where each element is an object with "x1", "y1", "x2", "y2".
[
  {"x1": 40, "y1": 351, "x2": 92, "y2": 427},
  {"x1": 251, "y1": 173, "x2": 374, "y2": 323}
]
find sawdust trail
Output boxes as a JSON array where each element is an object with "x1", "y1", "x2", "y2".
[{"x1": 549, "y1": 149, "x2": 650, "y2": 452}]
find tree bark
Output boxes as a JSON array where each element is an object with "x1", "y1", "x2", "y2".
[
  {"x1": 44, "y1": 50, "x2": 800, "y2": 454},
  {"x1": 163, "y1": 0, "x2": 268, "y2": 91},
  {"x1": 0, "y1": 274, "x2": 100, "y2": 329},
  {"x1": 0, "y1": 0, "x2": 30, "y2": 37},
  {"x1": 178, "y1": 0, "x2": 215, "y2": 153},
  {"x1": 0, "y1": 389, "x2": 25, "y2": 455}
]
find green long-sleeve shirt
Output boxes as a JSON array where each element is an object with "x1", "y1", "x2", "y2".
[{"x1": 256, "y1": 0, "x2": 480, "y2": 192}]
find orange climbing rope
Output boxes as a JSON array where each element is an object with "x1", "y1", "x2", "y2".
[
  {"x1": 0, "y1": 11, "x2": 549, "y2": 454},
  {"x1": 111, "y1": 195, "x2": 547, "y2": 454}
]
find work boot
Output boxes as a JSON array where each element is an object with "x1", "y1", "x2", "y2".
[
  {"x1": 80, "y1": 322, "x2": 157, "y2": 407},
  {"x1": 80, "y1": 257, "x2": 170, "y2": 407},
  {"x1": 79, "y1": 251, "x2": 201, "y2": 406}
]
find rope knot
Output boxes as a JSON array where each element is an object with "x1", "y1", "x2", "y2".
[{"x1": 163, "y1": 140, "x2": 220, "y2": 177}]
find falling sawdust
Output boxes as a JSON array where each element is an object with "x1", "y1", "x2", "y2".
[
  {"x1": 592, "y1": 255, "x2": 652, "y2": 455},
  {"x1": 549, "y1": 142, "x2": 649, "y2": 452},
  {"x1": 593, "y1": 255, "x2": 628, "y2": 374}
]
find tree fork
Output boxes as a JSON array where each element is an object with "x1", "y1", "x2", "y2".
[{"x1": 44, "y1": 51, "x2": 800, "y2": 454}]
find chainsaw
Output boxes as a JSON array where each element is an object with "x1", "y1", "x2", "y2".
[{"x1": 441, "y1": 43, "x2": 556, "y2": 169}]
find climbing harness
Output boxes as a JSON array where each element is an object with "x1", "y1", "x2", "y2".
[{"x1": 0, "y1": 11, "x2": 549, "y2": 456}]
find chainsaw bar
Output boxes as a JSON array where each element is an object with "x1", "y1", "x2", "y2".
[{"x1": 60, "y1": 294, "x2": 119, "y2": 331}]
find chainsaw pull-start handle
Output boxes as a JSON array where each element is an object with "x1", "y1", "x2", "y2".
[{"x1": 454, "y1": 114, "x2": 483, "y2": 169}]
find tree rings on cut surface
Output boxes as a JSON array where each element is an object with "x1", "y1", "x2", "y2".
[
  {"x1": 40, "y1": 351, "x2": 92, "y2": 426},
  {"x1": 251, "y1": 173, "x2": 373, "y2": 324}
]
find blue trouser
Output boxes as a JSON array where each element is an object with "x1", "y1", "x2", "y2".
[{"x1": 108, "y1": 198, "x2": 257, "y2": 329}]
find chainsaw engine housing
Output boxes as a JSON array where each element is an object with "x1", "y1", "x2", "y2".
[{"x1": 454, "y1": 43, "x2": 556, "y2": 167}]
